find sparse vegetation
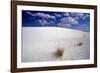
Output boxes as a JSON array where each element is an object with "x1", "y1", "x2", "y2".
[
  {"x1": 55, "y1": 48, "x2": 64, "y2": 60},
  {"x1": 76, "y1": 42, "x2": 83, "y2": 46}
]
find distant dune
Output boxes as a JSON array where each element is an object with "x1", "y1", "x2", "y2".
[{"x1": 22, "y1": 27, "x2": 90, "y2": 62}]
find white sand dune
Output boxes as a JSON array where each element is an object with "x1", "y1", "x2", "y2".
[{"x1": 21, "y1": 27, "x2": 90, "y2": 62}]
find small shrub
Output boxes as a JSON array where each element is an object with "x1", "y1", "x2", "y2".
[
  {"x1": 55, "y1": 48, "x2": 64, "y2": 60},
  {"x1": 77, "y1": 42, "x2": 83, "y2": 46}
]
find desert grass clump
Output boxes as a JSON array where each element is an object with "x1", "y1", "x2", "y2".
[
  {"x1": 77, "y1": 42, "x2": 83, "y2": 46},
  {"x1": 55, "y1": 48, "x2": 64, "y2": 60}
]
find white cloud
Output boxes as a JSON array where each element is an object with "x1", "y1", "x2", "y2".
[
  {"x1": 58, "y1": 17, "x2": 79, "y2": 27},
  {"x1": 70, "y1": 13, "x2": 89, "y2": 20},
  {"x1": 49, "y1": 21, "x2": 55, "y2": 24},
  {"x1": 26, "y1": 12, "x2": 56, "y2": 19},
  {"x1": 70, "y1": 12, "x2": 84, "y2": 18},
  {"x1": 38, "y1": 19, "x2": 48, "y2": 26},
  {"x1": 70, "y1": 12, "x2": 76, "y2": 15},
  {"x1": 70, "y1": 13, "x2": 90, "y2": 20},
  {"x1": 61, "y1": 17, "x2": 79, "y2": 24},
  {"x1": 63, "y1": 12, "x2": 70, "y2": 16},
  {"x1": 54, "y1": 13, "x2": 62, "y2": 17},
  {"x1": 74, "y1": 16, "x2": 80, "y2": 20},
  {"x1": 76, "y1": 13, "x2": 84, "y2": 17},
  {"x1": 26, "y1": 12, "x2": 34, "y2": 16},
  {"x1": 58, "y1": 23, "x2": 72, "y2": 27},
  {"x1": 82, "y1": 14, "x2": 90, "y2": 20}
]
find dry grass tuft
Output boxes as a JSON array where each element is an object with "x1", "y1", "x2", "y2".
[{"x1": 55, "y1": 48, "x2": 64, "y2": 60}]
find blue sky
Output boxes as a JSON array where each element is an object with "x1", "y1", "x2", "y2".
[{"x1": 22, "y1": 10, "x2": 90, "y2": 32}]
